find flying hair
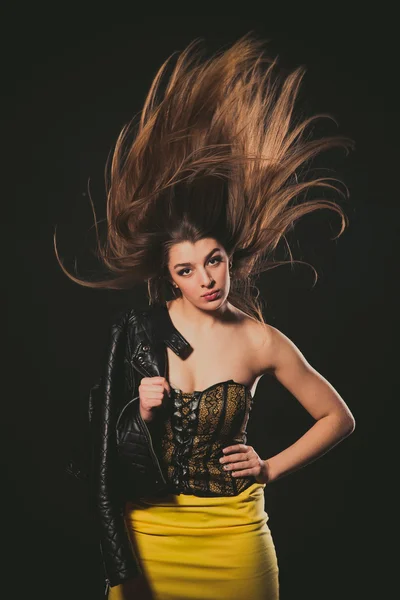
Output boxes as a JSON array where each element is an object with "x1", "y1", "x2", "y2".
[{"x1": 54, "y1": 33, "x2": 354, "y2": 323}]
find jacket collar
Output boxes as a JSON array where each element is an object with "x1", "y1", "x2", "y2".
[
  {"x1": 127, "y1": 303, "x2": 193, "y2": 382},
  {"x1": 151, "y1": 304, "x2": 192, "y2": 359}
]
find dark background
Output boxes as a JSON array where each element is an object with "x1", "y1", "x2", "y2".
[{"x1": 4, "y1": 13, "x2": 397, "y2": 600}]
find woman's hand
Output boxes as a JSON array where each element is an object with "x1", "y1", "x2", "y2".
[
  {"x1": 139, "y1": 376, "x2": 171, "y2": 423},
  {"x1": 219, "y1": 443, "x2": 270, "y2": 484}
]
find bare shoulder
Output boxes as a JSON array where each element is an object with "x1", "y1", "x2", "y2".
[
  {"x1": 230, "y1": 307, "x2": 275, "y2": 373},
  {"x1": 236, "y1": 312, "x2": 306, "y2": 376}
]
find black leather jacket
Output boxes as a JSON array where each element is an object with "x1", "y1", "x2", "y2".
[{"x1": 68, "y1": 303, "x2": 192, "y2": 590}]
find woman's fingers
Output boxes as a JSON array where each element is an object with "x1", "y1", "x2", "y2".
[
  {"x1": 220, "y1": 452, "x2": 250, "y2": 465},
  {"x1": 139, "y1": 376, "x2": 171, "y2": 422}
]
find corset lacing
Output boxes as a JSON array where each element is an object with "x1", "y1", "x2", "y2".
[{"x1": 171, "y1": 391, "x2": 200, "y2": 491}]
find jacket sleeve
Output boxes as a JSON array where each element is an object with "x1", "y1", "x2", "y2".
[{"x1": 92, "y1": 309, "x2": 142, "y2": 587}]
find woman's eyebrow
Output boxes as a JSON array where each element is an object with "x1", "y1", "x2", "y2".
[{"x1": 173, "y1": 247, "x2": 221, "y2": 269}]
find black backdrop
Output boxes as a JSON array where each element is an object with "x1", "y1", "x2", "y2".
[{"x1": 4, "y1": 13, "x2": 397, "y2": 600}]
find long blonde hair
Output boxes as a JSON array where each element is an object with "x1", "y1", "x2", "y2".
[{"x1": 54, "y1": 33, "x2": 353, "y2": 324}]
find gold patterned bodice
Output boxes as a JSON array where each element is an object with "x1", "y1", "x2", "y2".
[{"x1": 157, "y1": 379, "x2": 256, "y2": 497}]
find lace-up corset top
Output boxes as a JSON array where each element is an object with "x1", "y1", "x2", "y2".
[{"x1": 158, "y1": 379, "x2": 256, "y2": 497}]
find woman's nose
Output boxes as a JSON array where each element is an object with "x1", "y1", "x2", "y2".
[{"x1": 200, "y1": 270, "x2": 214, "y2": 285}]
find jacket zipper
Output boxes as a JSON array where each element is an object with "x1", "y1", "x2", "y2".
[
  {"x1": 115, "y1": 395, "x2": 140, "y2": 432},
  {"x1": 137, "y1": 407, "x2": 167, "y2": 485},
  {"x1": 118, "y1": 359, "x2": 166, "y2": 485},
  {"x1": 99, "y1": 541, "x2": 110, "y2": 596}
]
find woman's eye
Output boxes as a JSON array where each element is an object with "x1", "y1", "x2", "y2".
[{"x1": 178, "y1": 256, "x2": 222, "y2": 277}]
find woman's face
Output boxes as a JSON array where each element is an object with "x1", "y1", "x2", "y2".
[{"x1": 167, "y1": 238, "x2": 231, "y2": 309}]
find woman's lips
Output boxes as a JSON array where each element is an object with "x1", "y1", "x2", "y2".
[{"x1": 202, "y1": 290, "x2": 220, "y2": 301}]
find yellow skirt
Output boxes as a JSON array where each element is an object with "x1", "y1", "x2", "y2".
[{"x1": 109, "y1": 482, "x2": 279, "y2": 600}]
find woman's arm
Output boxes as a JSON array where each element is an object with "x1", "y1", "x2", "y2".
[{"x1": 259, "y1": 326, "x2": 355, "y2": 483}]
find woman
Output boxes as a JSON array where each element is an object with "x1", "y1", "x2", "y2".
[{"x1": 56, "y1": 34, "x2": 355, "y2": 600}]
